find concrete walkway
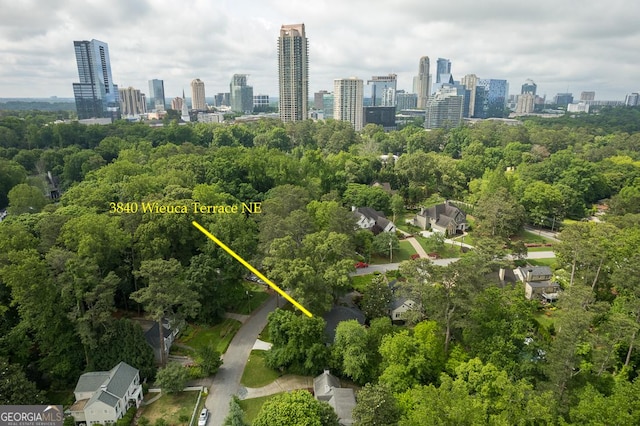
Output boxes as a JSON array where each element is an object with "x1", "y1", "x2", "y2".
[
  {"x1": 252, "y1": 339, "x2": 272, "y2": 351},
  {"x1": 238, "y1": 375, "x2": 313, "y2": 400},
  {"x1": 206, "y1": 296, "x2": 277, "y2": 426},
  {"x1": 223, "y1": 312, "x2": 250, "y2": 324}
]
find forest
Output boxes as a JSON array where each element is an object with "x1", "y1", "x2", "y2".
[{"x1": 0, "y1": 106, "x2": 640, "y2": 424}]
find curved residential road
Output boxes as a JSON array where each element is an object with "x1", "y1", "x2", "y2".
[{"x1": 206, "y1": 295, "x2": 277, "y2": 426}]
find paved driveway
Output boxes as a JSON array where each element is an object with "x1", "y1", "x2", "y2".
[{"x1": 205, "y1": 295, "x2": 277, "y2": 425}]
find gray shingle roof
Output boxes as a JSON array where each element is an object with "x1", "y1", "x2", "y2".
[
  {"x1": 314, "y1": 370, "x2": 341, "y2": 399},
  {"x1": 76, "y1": 362, "x2": 139, "y2": 409},
  {"x1": 106, "y1": 362, "x2": 138, "y2": 398},
  {"x1": 75, "y1": 372, "x2": 110, "y2": 394}
]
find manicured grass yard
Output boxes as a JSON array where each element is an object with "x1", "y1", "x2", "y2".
[
  {"x1": 138, "y1": 391, "x2": 200, "y2": 425},
  {"x1": 229, "y1": 282, "x2": 270, "y2": 315},
  {"x1": 369, "y1": 240, "x2": 417, "y2": 264},
  {"x1": 238, "y1": 393, "x2": 283, "y2": 424},
  {"x1": 177, "y1": 319, "x2": 242, "y2": 354},
  {"x1": 241, "y1": 350, "x2": 281, "y2": 388},
  {"x1": 528, "y1": 258, "x2": 557, "y2": 267},
  {"x1": 534, "y1": 310, "x2": 556, "y2": 331}
]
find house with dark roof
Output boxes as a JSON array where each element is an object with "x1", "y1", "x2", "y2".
[
  {"x1": 323, "y1": 305, "x2": 366, "y2": 343},
  {"x1": 133, "y1": 318, "x2": 180, "y2": 364},
  {"x1": 389, "y1": 297, "x2": 418, "y2": 322},
  {"x1": 352, "y1": 207, "x2": 396, "y2": 235},
  {"x1": 514, "y1": 266, "x2": 561, "y2": 301},
  {"x1": 313, "y1": 370, "x2": 356, "y2": 426},
  {"x1": 69, "y1": 362, "x2": 142, "y2": 426},
  {"x1": 414, "y1": 201, "x2": 467, "y2": 235}
]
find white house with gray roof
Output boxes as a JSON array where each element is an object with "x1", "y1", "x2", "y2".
[
  {"x1": 69, "y1": 362, "x2": 142, "y2": 426},
  {"x1": 313, "y1": 370, "x2": 356, "y2": 426}
]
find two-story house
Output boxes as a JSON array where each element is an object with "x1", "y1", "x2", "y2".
[
  {"x1": 69, "y1": 362, "x2": 143, "y2": 426},
  {"x1": 414, "y1": 201, "x2": 467, "y2": 235}
]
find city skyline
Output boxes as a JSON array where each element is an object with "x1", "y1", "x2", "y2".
[{"x1": 1, "y1": 1, "x2": 639, "y2": 101}]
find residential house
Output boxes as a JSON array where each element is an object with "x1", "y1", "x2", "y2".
[
  {"x1": 352, "y1": 207, "x2": 396, "y2": 235},
  {"x1": 69, "y1": 362, "x2": 143, "y2": 426},
  {"x1": 313, "y1": 370, "x2": 356, "y2": 426},
  {"x1": 413, "y1": 201, "x2": 467, "y2": 235},
  {"x1": 370, "y1": 181, "x2": 396, "y2": 196},
  {"x1": 389, "y1": 297, "x2": 418, "y2": 322},
  {"x1": 514, "y1": 266, "x2": 561, "y2": 301},
  {"x1": 134, "y1": 318, "x2": 180, "y2": 364},
  {"x1": 323, "y1": 305, "x2": 365, "y2": 343}
]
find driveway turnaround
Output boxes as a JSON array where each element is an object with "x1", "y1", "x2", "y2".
[{"x1": 205, "y1": 295, "x2": 277, "y2": 426}]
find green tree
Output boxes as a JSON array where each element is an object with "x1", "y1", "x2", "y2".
[
  {"x1": 372, "y1": 232, "x2": 399, "y2": 260},
  {"x1": 360, "y1": 274, "x2": 393, "y2": 321},
  {"x1": 0, "y1": 357, "x2": 42, "y2": 404},
  {"x1": 198, "y1": 344, "x2": 222, "y2": 376},
  {"x1": 265, "y1": 309, "x2": 329, "y2": 375},
  {"x1": 7, "y1": 183, "x2": 48, "y2": 214},
  {"x1": 156, "y1": 362, "x2": 189, "y2": 393},
  {"x1": 223, "y1": 396, "x2": 248, "y2": 426},
  {"x1": 352, "y1": 383, "x2": 400, "y2": 426},
  {"x1": 131, "y1": 259, "x2": 200, "y2": 365},
  {"x1": 332, "y1": 320, "x2": 371, "y2": 385},
  {"x1": 253, "y1": 390, "x2": 339, "y2": 426},
  {"x1": 473, "y1": 187, "x2": 525, "y2": 239}
]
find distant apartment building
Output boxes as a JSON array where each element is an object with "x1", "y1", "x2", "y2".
[
  {"x1": 474, "y1": 79, "x2": 509, "y2": 118},
  {"x1": 171, "y1": 97, "x2": 183, "y2": 111},
  {"x1": 215, "y1": 92, "x2": 230, "y2": 107},
  {"x1": 314, "y1": 90, "x2": 330, "y2": 109},
  {"x1": 515, "y1": 93, "x2": 535, "y2": 114},
  {"x1": 461, "y1": 74, "x2": 479, "y2": 117},
  {"x1": 230, "y1": 74, "x2": 253, "y2": 114},
  {"x1": 278, "y1": 23, "x2": 309, "y2": 122},
  {"x1": 190, "y1": 78, "x2": 206, "y2": 110},
  {"x1": 253, "y1": 94, "x2": 270, "y2": 109},
  {"x1": 425, "y1": 85, "x2": 463, "y2": 129},
  {"x1": 367, "y1": 74, "x2": 397, "y2": 107},
  {"x1": 364, "y1": 106, "x2": 396, "y2": 130},
  {"x1": 118, "y1": 87, "x2": 147, "y2": 116},
  {"x1": 322, "y1": 92, "x2": 334, "y2": 117},
  {"x1": 580, "y1": 91, "x2": 595, "y2": 101},
  {"x1": 334, "y1": 77, "x2": 364, "y2": 131},
  {"x1": 396, "y1": 91, "x2": 418, "y2": 111},
  {"x1": 521, "y1": 79, "x2": 537, "y2": 95},
  {"x1": 72, "y1": 39, "x2": 120, "y2": 120},
  {"x1": 414, "y1": 56, "x2": 431, "y2": 109},
  {"x1": 148, "y1": 79, "x2": 165, "y2": 111},
  {"x1": 553, "y1": 93, "x2": 574, "y2": 106},
  {"x1": 625, "y1": 93, "x2": 639, "y2": 106},
  {"x1": 567, "y1": 102, "x2": 590, "y2": 113}
]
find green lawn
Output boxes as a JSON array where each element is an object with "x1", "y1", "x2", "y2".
[
  {"x1": 138, "y1": 391, "x2": 200, "y2": 425},
  {"x1": 518, "y1": 230, "x2": 556, "y2": 244},
  {"x1": 351, "y1": 274, "x2": 375, "y2": 292},
  {"x1": 177, "y1": 319, "x2": 242, "y2": 354},
  {"x1": 370, "y1": 240, "x2": 416, "y2": 264},
  {"x1": 238, "y1": 393, "x2": 283, "y2": 424},
  {"x1": 229, "y1": 283, "x2": 270, "y2": 315},
  {"x1": 258, "y1": 324, "x2": 271, "y2": 343},
  {"x1": 241, "y1": 350, "x2": 282, "y2": 388},
  {"x1": 534, "y1": 310, "x2": 556, "y2": 331},
  {"x1": 413, "y1": 235, "x2": 464, "y2": 258},
  {"x1": 528, "y1": 258, "x2": 557, "y2": 267}
]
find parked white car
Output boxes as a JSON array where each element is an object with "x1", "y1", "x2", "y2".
[{"x1": 198, "y1": 408, "x2": 209, "y2": 426}]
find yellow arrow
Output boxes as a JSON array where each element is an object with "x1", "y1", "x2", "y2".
[{"x1": 192, "y1": 220, "x2": 313, "y2": 317}]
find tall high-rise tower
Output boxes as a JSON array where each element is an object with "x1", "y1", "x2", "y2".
[
  {"x1": 367, "y1": 74, "x2": 397, "y2": 107},
  {"x1": 118, "y1": 87, "x2": 147, "y2": 116},
  {"x1": 436, "y1": 58, "x2": 452, "y2": 83},
  {"x1": 334, "y1": 77, "x2": 364, "y2": 131},
  {"x1": 230, "y1": 74, "x2": 254, "y2": 114},
  {"x1": 72, "y1": 39, "x2": 119, "y2": 119},
  {"x1": 278, "y1": 23, "x2": 309, "y2": 122},
  {"x1": 415, "y1": 56, "x2": 431, "y2": 109},
  {"x1": 191, "y1": 78, "x2": 206, "y2": 111},
  {"x1": 148, "y1": 79, "x2": 166, "y2": 111}
]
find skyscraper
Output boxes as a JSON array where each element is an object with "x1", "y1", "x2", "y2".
[
  {"x1": 148, "y1": 79, "x2": 166, "y2": 111},
  {"x1": 191, "y1": 78, "x2": 206, "y2": 111},
  {"x1": 278, "y1": 23, "x2": 309, "y2": 122},
  {"x1": 425, "y1": 85, "x2": 463, "y2": 129},
  {"x1": 72, "y1": 39, "x2": 119, "y2": 120},
  {"x1": 230, "y1": 74, "x2": 254, "y2": 114},
  {"x1": 521, "y1": 79, "x2": 537, "y2": 95},
  {"x1": 436, "y1": 58, "x2": 452, "y2": 83},
  {"x1": 580, "y1": 91, "x2": 595, "y2": 101},
  {"x1": 475, "y1": 79, "x2": 509, "y2": 118},
  {"x1": 415, "y1": 56, "x2": 431, "y2": 109},
  {"x1": 367, "y1": 74, "x2": 397, "y2": 107},
  {"x1": 461, "y1": 74, "x2": 479, "y2": 117},
  {"x1": 334, "y1": 78, "x2": 364, "y2": 131},
  {"x1": 118, "y1": 87, "x2": 147, "y2": 116},
  {"x1": 181, "y1": 90, "x2": 190, "y2": 122}
]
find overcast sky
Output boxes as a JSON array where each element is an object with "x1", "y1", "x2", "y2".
[{"x1": 1, "y1": 0, "x2": 638, "y2": 101}]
